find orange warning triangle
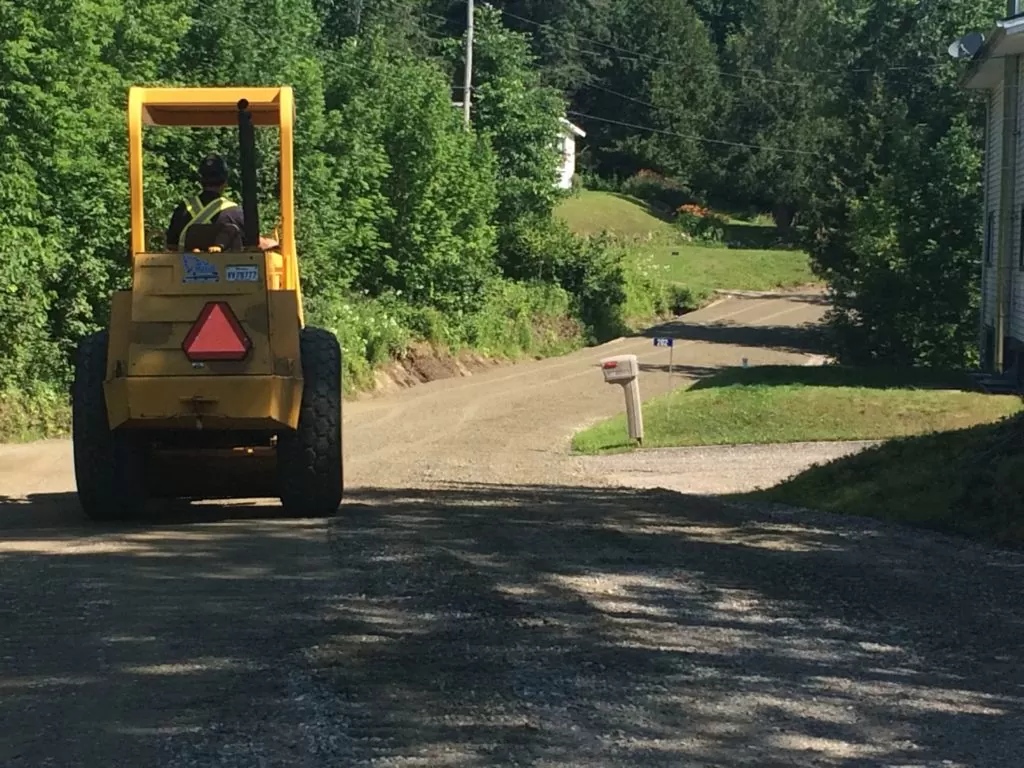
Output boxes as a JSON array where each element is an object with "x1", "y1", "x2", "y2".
[{"x1": 183, "y1": 302, "x2": 251, "y2": 361}]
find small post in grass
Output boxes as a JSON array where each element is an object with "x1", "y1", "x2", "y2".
[{"x1": 654, "y1": 336, "x2": 675, "y2": 417}]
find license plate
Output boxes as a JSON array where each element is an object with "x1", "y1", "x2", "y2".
[{"x1": 226, "y1": 265, "x2": 259, "y2": 282}]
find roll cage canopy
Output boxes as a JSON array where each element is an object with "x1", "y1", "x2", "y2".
[{"x1": 127, "y1": 86, "x2": 297, "y2": 262}]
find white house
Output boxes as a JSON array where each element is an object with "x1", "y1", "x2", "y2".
[
  {"x1": 962, "y1": 7, "x2": 1024, "y2": 377},
  {"x1": 557, "y1": 117, "x2": 587, "y2": 190},
  {"x1": 452, "y1": 103, "x2": 586, "y2": 190}
]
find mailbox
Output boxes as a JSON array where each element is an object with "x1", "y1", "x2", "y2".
[
  {"x1": 599, "y1": 354, "x2": 644, "y2": 444},
  {"x1": 601, "y1": 355, "x2": 639, "y2": 383}
]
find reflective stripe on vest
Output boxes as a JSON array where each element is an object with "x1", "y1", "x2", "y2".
[{"x1": 179, "y1": 196, "x2": 238, "y2": 251}]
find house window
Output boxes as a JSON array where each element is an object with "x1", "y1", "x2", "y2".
[{"x1": 986, "y1": 211, "x2": 995, "y2": 266}]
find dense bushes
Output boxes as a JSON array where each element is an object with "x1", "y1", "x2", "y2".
[
  {"x1": 0, "y1": 2, "x2": 680, "y2": 441},
  {"x1": 620, "y1": 170, "x2": 698, "y2": 212}
]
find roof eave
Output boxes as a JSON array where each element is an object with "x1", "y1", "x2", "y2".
[
  {"x1": 559, "y1": 117, "x2": 586, "y2": 138},
  {"x1": 963, "y1": 16, "x2": 1024, "y2": 90}
]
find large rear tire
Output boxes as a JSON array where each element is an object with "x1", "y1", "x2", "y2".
[
  {"x1": 72, "y1": 331, "x2": 148, "y2": 521},
  {"x1": 277, "y1": 326, "x2": 343, "y2": 517}
]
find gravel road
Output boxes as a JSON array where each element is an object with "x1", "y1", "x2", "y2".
[
  {"x1": 580, "y1": 441, "x2": 882, "y2": 496},
  {"x1": 3, "y1": 290, "x2": 1023, "y2": 767}
]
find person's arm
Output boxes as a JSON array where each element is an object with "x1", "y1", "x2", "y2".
[
  {"x1": 167, "y1": 203, "x2": 188, "y2": 249},
  {"x1": 213, "y1": 207, "x2": 246, "y2": 249}
]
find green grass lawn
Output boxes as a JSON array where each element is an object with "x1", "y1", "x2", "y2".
[
  {"x1": 572, "y1": 365, "x2": 1023, "y2": 454},
  {"x1": 641, "y1": 244, "x2": 817, "y2": 300},
  {"x1": 556, "y1": 190, "x2": 673, "y2": 238},
  {"x1": 742, "y1": 413, "x2": 1024, "y2": 549},
  {"x1": 556, "y1": 191, "x2": 819, "y2": 301}
]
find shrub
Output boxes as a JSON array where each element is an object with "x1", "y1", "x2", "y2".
[
  {"x1": 305, "y1": 289, "x2": 413, "y2": 392},
  {"x1": 303, "y1": 278, "x2": 586, "y2": 394},
  {"x1": 497, "y1": 216, "x2": 631, "y2": 343},
  {"x1": 622, "y1": 251, "x2": 697, "y2": 321},
  {"x1": 461, "y1": 278, "x2": 583, "y2": 358},
  {"x1": 579, "y1": 170, "x2": 621, "y2": 192},
  {"x1": 0, "y1": 385, "x2": 71, "y2": 443},
  {"x1": 674, "y1": 204, "x2": 728, "y2": 244},
  {"x1": 621, "y1": 169, "x2": 696, "y2": 211}
]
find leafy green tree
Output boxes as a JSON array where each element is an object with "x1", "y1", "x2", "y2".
[
  {"x1": 321, "y1": 33, "x2": 499, "y2": 313},
  {"x1": 573, "y1": 0, "x2": 721, "y2": 184},
  {"x1": 0, "y1": 0, "x2": 190, "y2": 385},
  {"x1": 712, "y1": 0, "x2": 838, "y2": 230},
  {"x1": 802, "y1": 0, "x2": 1005, "y2": 367},
  {"x1": 470, "y1": 5, "x2": 565, "y2": 224}
]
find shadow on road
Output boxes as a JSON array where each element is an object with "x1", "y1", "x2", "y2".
[
  {"x1": 637, "y1": 362, "x2": 720, "y2": 379},
  {"x1": 0, "y1": 493, "x2": 295, "y2": 531},
  {"x1": 0, "y1": 494, "x2": 346, "y2": 767},
  {"x1": 316, "y1": 484, "x2": 1024, "y2": 766},
  {"x1": 3, "y1": 483, "x2": 1023, "y2": 765},
  {"x1": 638, "y1": 320, "x2": 828, "y2": 356}
]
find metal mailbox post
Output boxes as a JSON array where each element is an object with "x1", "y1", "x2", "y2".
[{"x1": 600, "y1": 354, "x2": 644, "y2": 445}]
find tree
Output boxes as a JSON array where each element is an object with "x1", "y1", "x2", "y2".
[
  {"x1": 802, "y1": 0, "x2": 1005, "y2": 367},
  {"x1": 712, "y1": 0, "x2": 838, "y2": 230},
  {"x1": 470, "y1": 5, "x2": 566, "y2": 225},
  {"x1": 573, "y1": 0, "x2": 721, "y2": 184}
]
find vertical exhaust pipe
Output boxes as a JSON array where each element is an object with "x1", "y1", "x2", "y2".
[{"x1": 237, "y1": 99, "x2": 260, "y2": 248}]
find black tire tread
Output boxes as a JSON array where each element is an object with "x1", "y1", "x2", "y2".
[
  {"x1": 278, "y1": 326, "x2": 343, "y2": 517},
  {"x1": 72, "y1": 331, "x2": 146, "y2": 521}
]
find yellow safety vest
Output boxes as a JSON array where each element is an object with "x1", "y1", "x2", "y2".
[{"x1": 179, "y1": 195, "x2": 239, "y2": 251}]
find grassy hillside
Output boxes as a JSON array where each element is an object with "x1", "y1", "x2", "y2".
[
  {"x1": 644, "y1": 244, "x2": 816, "y2": 301},
  {"x1": 572, "y1": 366, "x2": 1023, "y2": 453},
  {"x1": 557, "y1": 191, "x2": 818, "y2": 304},
  {"x1": 745, "y1": 412, "x2": 1024, "y2": 549},
  {"x1": 556, "y1": 191, "x2": 673, "y2": 238}
]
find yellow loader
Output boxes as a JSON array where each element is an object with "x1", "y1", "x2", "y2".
[{"x1": 72, "y1": 86, "x2": 343, "y2": 520}]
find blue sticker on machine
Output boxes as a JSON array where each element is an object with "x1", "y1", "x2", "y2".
[{"x1": 182, "y1": 253, "x2": 219, "y2": 283}]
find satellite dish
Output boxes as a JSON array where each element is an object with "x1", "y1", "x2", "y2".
[{"x1": 948, "y1": 31, "x2": 985, "y2": 59}]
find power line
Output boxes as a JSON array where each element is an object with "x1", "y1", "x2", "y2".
[
  {"x1": 565, "y1": 110, "x2": 824, "y2": 157},
  {"x1": 475, "y1": 4, "x2": 978, "y2": 83},
  {"x1": 494, "y1": 7, "x2": 812, "y2": 84},
  {"x1": 329, "y1": 52, "x2": 823, "y2": 158},
  {"x1": 421, "y1": 7, "x2": 807, "y2": 87}
]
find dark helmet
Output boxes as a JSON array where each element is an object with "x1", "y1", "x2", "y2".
[{"x1": 198, "y1": 154, "x2": 229, "y2": 184}]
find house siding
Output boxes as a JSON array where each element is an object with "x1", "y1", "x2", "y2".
[
  {"x1": 983, "y1": 82, "x2": 1002, "y2": 334},
  {"x1": 1011, "y1": 57, "x2": 1024, "y2": 342}
]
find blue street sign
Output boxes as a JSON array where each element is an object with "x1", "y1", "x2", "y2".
[{"x1": 653, "y1": 337, "x2": 674, "y2": 348}]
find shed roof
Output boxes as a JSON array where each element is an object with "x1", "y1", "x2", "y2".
[{"x1": 560, "y1": 117, "x2": 587, "y2": 138}]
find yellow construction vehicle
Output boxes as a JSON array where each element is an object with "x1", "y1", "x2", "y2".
[{"x1": 72, "y1": 86, "x2": 343, "y2": 520}]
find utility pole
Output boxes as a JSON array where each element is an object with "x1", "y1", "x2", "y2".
[
  {"x1": 463, "y1": 0, "x2": 474, "y2": 128},
  {"x1": 353, "y1": 0, "x2": 363, "y2": 35}
]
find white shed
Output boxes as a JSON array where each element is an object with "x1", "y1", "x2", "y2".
[
  {"x1": 557, "y1": 118, "x2": 587, "y2": 190},
  {"x1": 452, "y1": 103, "x2": 586, "y2": 189}
]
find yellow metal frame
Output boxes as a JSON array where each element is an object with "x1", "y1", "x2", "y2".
[
  {"x1": 110, "y1": 86, "x2": 308, "y2": 433},
  {"x1": 127, "y1": 86, "x2": 300, "y2": 308}
]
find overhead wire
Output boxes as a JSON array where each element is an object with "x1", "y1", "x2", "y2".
[
  {"x1": 488, "y1": 4, "x2": 986, "y2": 80},
  {"x1": 564, "y1": 110, "x2": 824, "y2": 156},
  {"x1": 363, "y1": 6, "x2": 994, "y2": 159},
  {"x1": 418, "y1": 9, "x2": 823, "y2": 154},
  {"x1": 421, "y1": 5, "x2": 978, "y2": 98}
]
